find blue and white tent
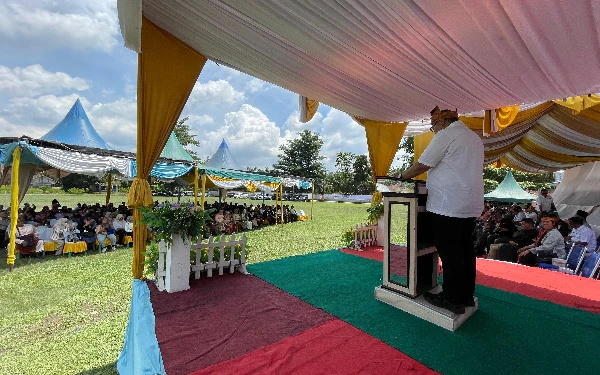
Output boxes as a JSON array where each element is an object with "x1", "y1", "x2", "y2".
[
  {"x1": 205, "y1": 139, "x2": 242, "y2": 170},
  {"x1": 41, "y1": 99, "x2": 112, "y2": 149}
]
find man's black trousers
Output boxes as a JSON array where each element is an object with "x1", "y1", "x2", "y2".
[{"x1": 431, "y1": 213, "x2": 476, "y2": 305}]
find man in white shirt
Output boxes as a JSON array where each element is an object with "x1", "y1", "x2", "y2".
[
  {"x1": 524, "y1": 204, "x2": 538, "y2": 222},
  {"x1": 397, "y1": 106, "x2": 484, "y2": 314},
  {"x1": 535, "y1": 189, "x2": 554, "y2": 213},
  {"x1": 567, "y1": 216, "x2": 597, "y2": 254}
]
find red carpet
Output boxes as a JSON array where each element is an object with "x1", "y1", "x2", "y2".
[
  {"x1": 341, "y1": 247, "x2": 600, "y2": 313},
  {"x1": 190, "y1": 319, "x2": 440, "y2": 375},
  {"x1": 149, "y1": 273, "x2": 334, "y2": 375}
]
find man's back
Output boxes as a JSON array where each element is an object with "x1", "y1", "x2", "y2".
[{"x1": 419, "y1": 120, "x2": 484, "y2": 218}]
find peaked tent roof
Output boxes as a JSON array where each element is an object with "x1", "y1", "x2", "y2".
[
  {"x1": 41, "y1": 99, "x2": 112, "y2": 149},
  {"x1": 205, "y1": 139, "x2": 242, "y2": 170},
  {"x1": 484, "y1": 171, "x2": 536, "y2": 203},
  {"x1": 160, "y1": 132, "x2": 194, "y2": 162}
]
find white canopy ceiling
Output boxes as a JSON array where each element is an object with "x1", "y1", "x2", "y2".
[{"x1": 121, "y1": 0, "x2": 600, "y2": 125}]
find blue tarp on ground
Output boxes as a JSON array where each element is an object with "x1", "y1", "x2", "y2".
[
  {"x1": 41, "y1": 99, "x2": 112, "y2": 149},
  {"x1": 117, "y1": 280, "x2": 165, "y2": 375}
]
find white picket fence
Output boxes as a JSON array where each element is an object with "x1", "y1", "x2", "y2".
[
  {"x1": 354, "y1": 223, "x2": 378, "y2": 250},
  {"x1": 190, "y1": 234, "x2": 248, "y2": 279},
  {"x1": 156, "y1": 234, "x2": 248, "y2": 291}
]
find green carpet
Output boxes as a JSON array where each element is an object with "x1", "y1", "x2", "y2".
[{"x1": 247, "y1": 250, "x2": 600, "y2": 375}]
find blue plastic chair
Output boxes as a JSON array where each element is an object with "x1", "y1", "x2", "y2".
[
  {"x1": 565, "y1": 244, "x2": 586, "y2": 274},
  {"x1": 579, "y1": 252, "x2": 600, "y2": 278}
]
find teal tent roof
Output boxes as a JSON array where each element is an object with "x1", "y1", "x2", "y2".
[
  {"x1": 199, "y1": 165, "x2": 281, "y2": 183},
  {"x1": 41, "y1": 99, "x2": 112, "y2": 149},
  {"x1": 160, "y1": 132, "x2": 194, "y2": 162},
  {"x1": 205, "y1": 139, "x2": 242, "y2": 170},
  {"x1": 484, "y1": 171, "x2": 536, "y2": 203}
]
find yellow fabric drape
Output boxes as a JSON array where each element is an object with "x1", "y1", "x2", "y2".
[
  {"x1": 128, "y1": 17, "x2": 207, "y2": 279},
  {"x1": 200, "y1": 173, "x2": 206, "y2": 209},
  {"x1": 483, "y1": 106, "x2": 520, "y2": 134},
  {"x1": 519, "y1": 137, "x2": 600, "y2": 164},
  {"x1": 413, "y1": 132, "x2": 435, "y2": 180},
  {"x1": 194, "y1": 166, "x2": 199, "y2": 206},
  {"x1": 245, "y1": 181, "x2": 258, "y2": 193},
  {"x1": 301, "y1": 97, "x2": 319, "y2": 122},
  {"x1": 355, "y1": 117, "x2": 408, "y2": 202},
  {"x1": 371, "y1": 191, "x2": 382, "y2": 204},
  {"x1": 462, "y1": 102, "x2": 553, "y2": 131},
  {"x1": 7, "y1": 146, "x2": 20, "y2": 269},
  {"x1": 554, "y1": 94, "x2": 600, "y2": 114},
  {"x1": 105, "y1": 174, "x2": 112, "y2": 206}
]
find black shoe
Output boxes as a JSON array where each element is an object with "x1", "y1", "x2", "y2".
[
  {"x1": 463, "y1": 297, "x2": 476, "y2": 307},
  {"x1": 424, "y1": 293, "x2": 466, "y2": 315}
]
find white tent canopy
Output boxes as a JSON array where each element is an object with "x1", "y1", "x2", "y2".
[{"x1": 119, "y1": 0, "x2": 600, "y2": 128}]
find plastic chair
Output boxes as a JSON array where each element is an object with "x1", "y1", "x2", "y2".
[
  {"x1": 565, "y1": 244, "x2": 586, "y2": 274},
  {"x1": 579, "y1": 252, "x2": 600, "y2": 278}
]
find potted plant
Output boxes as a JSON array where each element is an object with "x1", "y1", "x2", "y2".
[
  {"x1": 140, "y1": 203, "x2": 213, "y2": 292},
  {"x1": 367, "y1": 202, "x2": 384, "y2": 224}
]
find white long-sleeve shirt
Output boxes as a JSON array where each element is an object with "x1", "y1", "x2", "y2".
[
  {"x1": 570, "y1": 225, "x2": 597, "y2": 253},
  {"x1": 530, "y1": 229, "x2": 565, "y2": 259}
]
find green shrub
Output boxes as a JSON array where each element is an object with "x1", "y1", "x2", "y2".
[
  {"x1": 367, "y1": 202, "x2": 384, "y2": 224},
  {"x1": 341, "y1": 228, "x2": 355, "y2": 248},
  {"x1": 67, "y1": 188, "x2": 86, "y2": 194}
]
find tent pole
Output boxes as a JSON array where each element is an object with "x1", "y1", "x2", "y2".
[
  {"x1": 194, "y1": 165, "x2": 199, "y2": 206},
  {"x1": 280, "y1": 184, "x2": 284, "y2": 227},
  {"x1": 311, "y1": 182, "x2": 314, "y2": 220},
  {"x1": 105, "y1": 173, "x2": 112, "y2": 206},
  {"x1": 7, "y1": 146, "x2": 21, "y2": 271},
  {"x1": 200, "y1": 173, "x2": 206, "y2": 209}
]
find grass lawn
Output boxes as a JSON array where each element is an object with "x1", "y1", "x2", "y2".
[{"x1": 0, "y1": 193, "x2": 373, "y2": 375}]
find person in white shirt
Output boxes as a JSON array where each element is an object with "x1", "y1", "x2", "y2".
[
  {"x1": 535, "y1": 189, "x2": 554, "y2": 213},
  {"x1": 517, "y1": 214, "x2": 566, "y2": 263},
  {"x1": 511, "y1": 205, "x2": 525, "y2": 223},
  {"x1": 396, "y1": 106, "x2": 484, "y2": 314},
  {"x1": 524, "y1": 204, "x2": 538, "y2": 222},
  {"x1": 566, "y1": 216, "x2": 597, "y2": 254}
]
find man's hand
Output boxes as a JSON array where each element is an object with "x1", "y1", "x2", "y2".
[{"x1": 509, "y1": 241, "x2": 517, "y2": 246}]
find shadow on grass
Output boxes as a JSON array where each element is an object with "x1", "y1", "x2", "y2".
[
  {"x1": 76, "y1": 361, "x2": 118, "y2": 375},
  {"x1": 0, "y1": 246, "x2": 113, "y2": 272}
]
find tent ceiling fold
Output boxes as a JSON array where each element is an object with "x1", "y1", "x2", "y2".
[{"x1": 122, "y1": 0, "x2": 600, "y2": 126}]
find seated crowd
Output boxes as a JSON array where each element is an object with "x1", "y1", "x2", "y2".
[
  {"x1": 201, "y1": 201, "x2": 306, "y2": 236},
  {"x1": 0, "y1": 200, "x2": 134, "y2": 257},
  {"x1": 0, "y1": 199, "x2": 308, "y2": 257},
  {"x1": 474, "y1": 202, "x2": 598, "y2": 267}
]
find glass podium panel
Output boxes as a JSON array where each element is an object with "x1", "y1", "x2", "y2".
[{"x1": 388, "y1": 202, "x2": 409, "y2": 288}]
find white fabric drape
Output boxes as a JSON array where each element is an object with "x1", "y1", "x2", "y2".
[
  {"x1": 117, "y1": 0, "x2": 142, "y2": 52},
  {"x1": 130, "y1": 1, "x2": 600, "y2": 127},
  {"x1": 35, "y1": 147, "x2": 132, "y2": 177},
  {"x1": 18, "y1": 163, "x2": 37, "y2": 204},
  {"x1": 206, "y1": 176, "x2": 247, "y2": 189}
]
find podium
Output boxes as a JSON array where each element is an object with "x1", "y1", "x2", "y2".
[{"x1": 373, "y1": 179, "x2": 477, "y2": 331}]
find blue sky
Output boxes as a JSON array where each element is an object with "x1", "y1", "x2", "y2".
[{"x1": 0, "y1": 0, "x2": 403, "y2": 170}]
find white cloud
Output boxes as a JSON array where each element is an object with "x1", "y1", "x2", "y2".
[
  {"x1": 283, "y1": 110, "x2": 322, "y2": 134},
  {"x1": 320, "y1": 108, "x2": 370, "y2": 169},
  {"x1": 0, "y1": 65, "x2": 89, "y2": 97},
  {"x1": 0, "y1": 93, "x2": 90, "y2": 139},
  {"x1": 0, "y1": 1, "x2": 119, "y2": 52},
  {"x1": 88, "y1": 98, "x2": 137, "y2": 151},
  {"x1": 186, "y1": 80, "x2": 245, "y2": 112},
  {"x1": 245, "y1": 78, "x2": 268, "y2": 93},
  {"x1": 192, "y1": 104, "x2": 282, "y2": 168}
]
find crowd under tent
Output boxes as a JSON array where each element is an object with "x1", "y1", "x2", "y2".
[{"x1": 484, "y1": 171, "x2": 536, "y2": 204}]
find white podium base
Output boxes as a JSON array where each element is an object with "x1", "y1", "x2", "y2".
[{"x1": 374, "y1": 285, "x2": 477, "y2": 332}]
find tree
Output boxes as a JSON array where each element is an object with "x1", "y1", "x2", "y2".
[
  {"x1": 397, "y1": 136, "x2": 414, "y2": 171},
  {"x1": 174, "y1": 117, "x2": 201, "y2": 160},
  {"x1": 483, "y1": 166, "x2": 554, "y2": 192},
  {"x1": 333, "y1": 152, "x2": 355, "y2": 194},
  {"x1": 353, "y1": 154, "x2": 374, "y2": 194},
  {"x1": 273, "y1": 130, "x2": 326, "y2": 181},
  {"x1": 61, "y1": 174, "x2": 101, "y2": 193}
]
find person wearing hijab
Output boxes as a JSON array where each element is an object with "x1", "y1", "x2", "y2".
[{"x1": 50, "y1": 218, "x2": 70, "y2": 256}]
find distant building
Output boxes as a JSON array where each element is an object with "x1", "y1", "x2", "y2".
[{"x1": 30, "y1": 173, "x2": 57, "y2": 188}]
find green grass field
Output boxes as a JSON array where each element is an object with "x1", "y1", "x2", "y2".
[{"x1": 0, "y1": 193, "x2": 375, "y2": 375}]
